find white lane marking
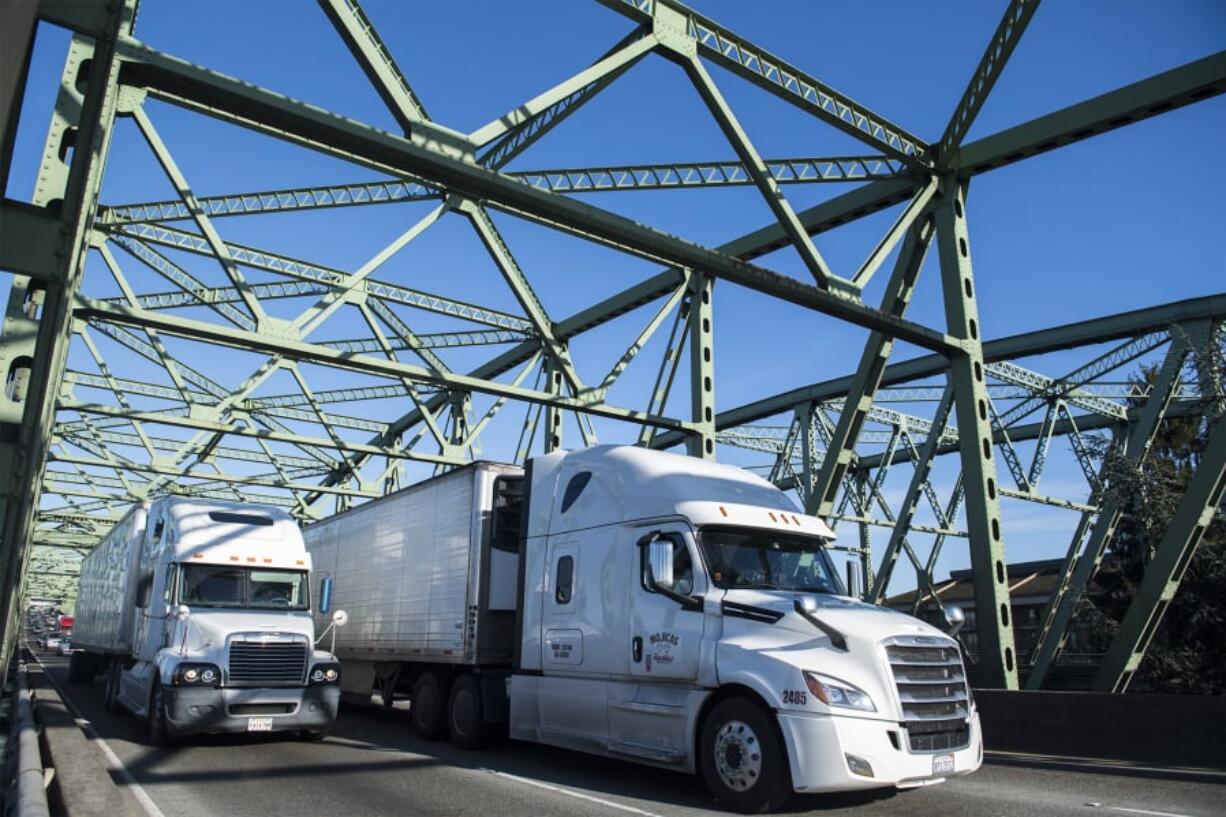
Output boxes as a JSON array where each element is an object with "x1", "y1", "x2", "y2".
[
  {"x1": 28, "y1": 650, "x2": 168, "y2": 817},
  {"x1": 1108, "y1": 808, "x2": 1198, "y2": 817},
  {"x1": 482, "y1": 768, "x2": 667, "y2": 817}
]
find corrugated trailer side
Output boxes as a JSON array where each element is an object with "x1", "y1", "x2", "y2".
[
  {"x1": 73, "y1": 503, "x2": 147, "y2": 654},
  {"x1": 306, "y1": 462, "x2": 520, "y2": 664}
]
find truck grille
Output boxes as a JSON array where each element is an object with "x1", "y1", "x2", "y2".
[
  {"x1": 227, "y1": 639, "x2": 307, "y2": 686},
  {"x1": 885, "y1": 638, "x2": 971, "y2": 753}
]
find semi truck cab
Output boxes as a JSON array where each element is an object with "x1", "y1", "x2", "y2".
[
  {"x1": 72, "y1": 499, "x2": 342, "y2": 743},
  {"x1": 511, "y1": 446, "x2": 981, "y2": 811}
]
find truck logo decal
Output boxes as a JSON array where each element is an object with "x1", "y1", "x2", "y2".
[{"x1": 649, "y1": 631, "x2": 678, "y2": 665}]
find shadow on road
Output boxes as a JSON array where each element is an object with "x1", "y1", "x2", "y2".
[{"x1": 48, "y1": 655, "x2": 901, "y2": 814}]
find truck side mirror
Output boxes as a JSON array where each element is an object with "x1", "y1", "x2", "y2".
[
  {"x1": 319, "y1": 576, "x2": 333, "y2": 614},
  {"x1": 331, "y1": 609, "x2": 348, "y2": 628},
  {"x1": 943, "y1": 604, "x2": 965, "y2": 635},
  {"x1": 648, "y1": 540, "x2": 674, "y2": 589},
  {"x1": 175, "y1": 604, "x2": 190, "y2": 621}
]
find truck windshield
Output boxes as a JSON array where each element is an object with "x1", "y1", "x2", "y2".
[
  {"x1": 179, "y1": 565, "x2": 310, "y2": 610},
  {"x1": 699, "y1": 526, "x2": 842, "y2": 593}
]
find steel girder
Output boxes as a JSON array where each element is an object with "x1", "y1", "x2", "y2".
[
  {"x1": 0, "y1": 2, "x2": 134, "y2": 670},
  {"x1": 0, "y1": 1, "x2": 1222, "y2": 684}
]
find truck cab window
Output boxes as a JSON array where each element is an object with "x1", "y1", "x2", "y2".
[
  {"x1": 642, "y1": 534, "x2": 693, "y2": 595},
  {"x1": 554, "y1": 555, "x2": 574, "y2": 605},
  {"x1": 560, "y1": 472, "x2": 591, "y2": 513},
  {"x1": 163, "y1": 565, "x2": 178, "y2": 606}
]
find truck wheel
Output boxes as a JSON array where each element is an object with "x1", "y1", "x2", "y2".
[
  {"x1": 147, "y1": 680, "x2": 174, "y2": 747},
  {"x1": 67, "y1": 651, "x2": 92, "y2": 684},
  {"x1": 447, "y1": 674, "x2": 484, "y2": 750},
  {"x1": 411, "y1": 672, "x2": 446, "y2": 740},
  {"x1": 104, "y1": 662, "x2": 123, "y2": 714},
  {"x1": 699, "y1": 696, "x2": 792, "y2": 814}
]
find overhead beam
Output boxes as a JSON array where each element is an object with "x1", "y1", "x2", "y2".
[
  {"x1": 657, "y1": 293, "x2": 1226, "y2": 449},
  {"x1": 114, "y1": 39, "x2": 955, "y2": 353},
  {"x1": 953, "y1": 50, "x2": 1226, "y2": 176}
]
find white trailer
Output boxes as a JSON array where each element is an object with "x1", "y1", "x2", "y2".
[
  {"x1": 305, "y1": 462, "x2": 521, "y2": 739},
  {"x1": 71, "y1": 497, "x2": 343, "y2": 744},
  {"x1": 306, "y1": 446, "x2": 982, "y2": 812}
]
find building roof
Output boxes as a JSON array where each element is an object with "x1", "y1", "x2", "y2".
[{"x1": 886, "y1": 558, "x2": 1068, "y2": 607}]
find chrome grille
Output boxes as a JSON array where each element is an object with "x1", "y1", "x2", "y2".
[
  {"x1": 885, "y1": 638, "x2": 971, "y2": 753},
  {"x1": 227, "y1": 638, "x2": 307, "y2": 686}
]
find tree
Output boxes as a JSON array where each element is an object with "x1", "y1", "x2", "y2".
[{"x1": 1075, "y1": 324, "x2": 1225, "y2": 694}]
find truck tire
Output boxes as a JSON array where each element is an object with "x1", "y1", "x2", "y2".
[
  {"x1": 447, "y1": 674, "x2": 484, "y2": 750},
  {"x1": 103, "y1": 661, "x2": 123, "y2": 714},
  {"x1": 67, "y1": 651, "x2": 92, "y2": 684},
  {"x1": 410, "y1": 672, "x2": 446, "y2": 740},
  {"x1": 147, "y1": 680, "x2": 174, "y2": 747},
  {"x1": 699, "y1": 696, "x2": 792, "y2": 814}
]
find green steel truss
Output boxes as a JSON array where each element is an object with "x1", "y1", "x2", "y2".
[{"x1": 0, "y1": 0, "x2": 1222, "y2": 688}]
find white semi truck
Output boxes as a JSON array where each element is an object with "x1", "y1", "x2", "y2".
[
  {"x1": 306, "y1": 445, "x2": 981, "y2": 812},
  {"x1": 71, "y1": 497, "x2": 344, "y2": 744}
]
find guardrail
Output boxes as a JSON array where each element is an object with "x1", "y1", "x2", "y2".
[{"x1": 9, "y1": 660, "x2": 51, "y2": 817}]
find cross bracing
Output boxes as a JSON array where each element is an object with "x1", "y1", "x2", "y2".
[{"x1": 0, "y1": 0, "x2": 1222, "y2": 693}]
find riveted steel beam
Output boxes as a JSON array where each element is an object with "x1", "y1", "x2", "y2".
[
  {"x1": 935, "y1": 184, "x2": 1018, "y2": 689},
  {"x1": 75, "y1": 297, "x2": 689, "y2": 431},
  {"x1": 953, "y1": 50, "x2": 1226, "y2": 176},
  {"x1": 660, "y1": 293, "x2": 1226, "y2": 449},
  {"x1": 115, "y1": 38, "x2": 955, "y2": 353},
  {"x1": 0, "y1": 2, "x2": 132, "y2": 669},
  {"x1": 596, "y1": 0, "x2": 929, "y2": 164},
  {"x1": 809, "y1": 212, "x2": 935, "y2": 517},
  {"x1": 937, "y1": 0, "x2": 1041, "y2": 161}
]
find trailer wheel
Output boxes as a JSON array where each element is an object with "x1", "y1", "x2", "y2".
[
  {"x1": 448, "y1": 674, "x2": 484, "y2": 750},
  {"x1": 67, "y1": 651, "x2": 92, "y2": 684},
  {"x1": 411, "y1": 672, "x2": 446, "y2": 740},
  {"x1": 699, "y1": 696, "x2": 791, "y2": 814},
  {"x1": 103, "y1": 661, "x2": 123, "y2": 714},
  {"x1": 147, "y1": 680, "x2": 174, "y2": 747}
]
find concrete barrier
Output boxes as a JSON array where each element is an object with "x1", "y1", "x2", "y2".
[
  {"x1": 974, "y1": 689, "x2": 1226, "y2": 769},
  {"x1": 13, "y1": 666, "x2": 51, "y2": 817}
]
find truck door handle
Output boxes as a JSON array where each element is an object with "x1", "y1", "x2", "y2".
[{"x1": 632, "y1": 636, "x2": 642, "y2": 663}]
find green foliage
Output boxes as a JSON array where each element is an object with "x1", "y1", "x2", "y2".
[{"x1": 1078, "y1": 328, "x2": 1225, "y2": 694}]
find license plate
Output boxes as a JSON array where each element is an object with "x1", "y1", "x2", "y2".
[
  {"x1": 247, "y1": 717, "x2": 273, "y2": 732},
  {"x1": 932, "y1": 754, "x2": 954, "y2": 775}
]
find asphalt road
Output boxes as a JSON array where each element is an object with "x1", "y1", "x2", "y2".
[{"x1": 33, "y1": 652, "x2": 1225, "y2": 817}]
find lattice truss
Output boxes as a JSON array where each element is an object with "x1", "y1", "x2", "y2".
[{"x1": 0, "y1": 0, "x2": 1223, "y2": 690}]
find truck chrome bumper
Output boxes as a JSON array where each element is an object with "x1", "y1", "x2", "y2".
[
  {"x1": 161, "y1": 684, "x2": 340, "y2": 737},
  {"x1": 777, "y1": 710, "x2": 982, "y2": 793}
]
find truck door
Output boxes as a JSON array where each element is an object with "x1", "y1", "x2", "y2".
[
  {"x1": 629, "y1": 525, "x2": 705, "y2": 682},
  {"x1": 536, "y1": 539, "x2": 609, "y2": 745}
]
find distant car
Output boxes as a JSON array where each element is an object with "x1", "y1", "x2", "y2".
[
  {"x1": 57, "y1": 640, "x2": 78, "y2": 656},
  {"x1": 44, "y1": 635, "x2": 61, "y2": 651}
]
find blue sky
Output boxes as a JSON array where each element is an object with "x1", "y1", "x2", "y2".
[{"x1": 7, "y1": 0, "x2": 1225, "y2": 593}]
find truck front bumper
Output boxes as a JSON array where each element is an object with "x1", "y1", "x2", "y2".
[
  {"x1": 161, "y1": 684, "x2": 340, "y2": 737},
  {"x1": 777, "y1": 710, "x2": 982, "y2": 793}
]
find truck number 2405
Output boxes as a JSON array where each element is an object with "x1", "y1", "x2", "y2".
[{"x1": 782, "y1": 689, "x2": 807, "y2": 706}]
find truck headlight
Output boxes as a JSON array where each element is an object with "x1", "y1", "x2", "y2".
[
  {"x1": 172, "y1": 663, "x2": 222, "y2": 687},
  {"x1": 802, "y1": 671, "x2": 876, "y2": 712},
  {"x1": 309, "y1": 663, "x2": 341, "y2": 685}
]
